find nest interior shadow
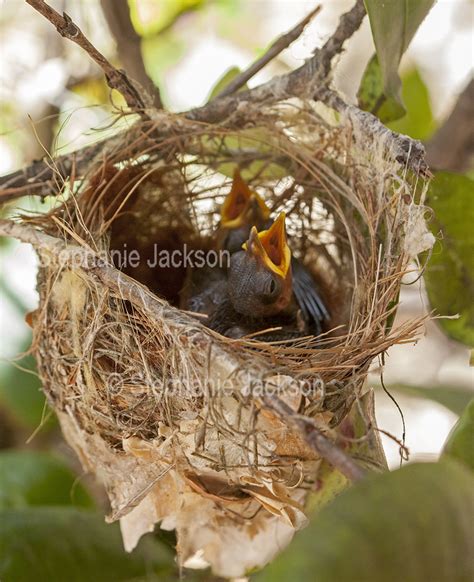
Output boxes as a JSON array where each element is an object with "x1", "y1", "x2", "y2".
[{"x1": 17, "y1": 105, "x2": 432, "y2": 574}]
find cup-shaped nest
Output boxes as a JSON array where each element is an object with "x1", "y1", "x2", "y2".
[{"x1": 17, "y1": 104, "x2": 433, "y2": 577}]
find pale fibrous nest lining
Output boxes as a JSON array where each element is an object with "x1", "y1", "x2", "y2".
[{"x1": 13, "y1": 102, "x2": 433, "y2": 577}]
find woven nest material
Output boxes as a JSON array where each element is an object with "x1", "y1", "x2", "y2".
[{"x1": 13, "y1": 102, "x2": 433, "y2": 577}]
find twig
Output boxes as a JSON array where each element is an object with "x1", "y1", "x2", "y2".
[
  {"x1": 183, "y1": 0, "x2": 431, "y2": 176},
  {"x1": 215, "y1": 5, "x2": 322, "y2": 98},
  {"x1": 426, "y1": 78, "x2": 474, "y2": 172},
  {"x1": 0, "y1": 140, "x2": 106, "y2": 202},
  {"x1": 308, "y1": 0, "x2": 366, "y2": 77},
  {"x1": 261, "y1": 394, "x2": 366, "y2": 482},
  {"x1": 25, "y1": 0, "x2": 148, "y2": 112},
  {"x1": 100, "y1": 0, "x2": 163, "y2": 109}
]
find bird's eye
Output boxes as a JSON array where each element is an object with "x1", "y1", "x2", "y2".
[{"x1": 258, "y1": 276, "x2": 279, "y2": 304}]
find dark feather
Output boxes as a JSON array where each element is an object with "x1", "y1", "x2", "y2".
[{"x1": 291, "y1": 257, "x2": 329, "y2": 333}]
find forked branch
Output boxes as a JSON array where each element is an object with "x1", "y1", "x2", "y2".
[
  {"x1": 215, "y1": 5, "x2": 322, "y2": 98},
  {"x1": 100, "y1": 0, "x2": 163, "y2": 108}
]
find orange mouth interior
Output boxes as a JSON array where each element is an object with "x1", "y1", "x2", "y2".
[{"x1": 244, "y1": 212, "x2": 291, "y2": 278}]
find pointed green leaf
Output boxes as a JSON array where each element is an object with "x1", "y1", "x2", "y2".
[
  {"x1": 357, "y1": 55, "x2": 405, "y2": 122},
  {"x1": 363, "y1": 0, "x2": 435, "y2": 111},
  {"x1": 358, "y1": 60, "x2": 437, "y2": 133},
  {"x1": 257, "y1": 461, "x2": 474, "y2": 582},
  {"x1": 207, "y1": 66, "x2": 247, "y2": 101},
  {"x1": 442, "y1": 399, "x2": 474, "y2": 471},
  {"x1": 425, "y1": 172, "x2": 474, "y2": 346},
  {"x1": 388, "y1": 68, "x2": 436, "y2": 139}
]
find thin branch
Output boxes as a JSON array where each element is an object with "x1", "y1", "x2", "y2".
[
  {"x1": 426, "y1": 77, "x2": 474, "y2": 172},
  {"x1": 100, "y1": 0, "x2": 163, "y2": 109},
  {"x1": 185, "y1": 0, "x2": 425, "y2": 174},
  {"x1": 25, "y1": 0, "x2": 148, "y2": 112},
  {"x1": 309, "y1": 0, "x2": 366, "y2": 77},
  {"x1": 315, "y1": 87, "x2": 429, "y2": 175},
  {"x1": 187, "y1": 0, "x2": 368, "y2": 124},
  {"x1": 216, "y1": 5, "x2": 322, "y2": 98},
  {"x1": 261, "y1": 394, "x2": 367, "y2": 482},
  {"x1": 0, "y1": 140, "x2": 106, "y2": 202}
]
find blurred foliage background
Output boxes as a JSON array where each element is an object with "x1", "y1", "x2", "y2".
[{"x1": 0, "y1": 0, "x2": 472, "y2": 580}]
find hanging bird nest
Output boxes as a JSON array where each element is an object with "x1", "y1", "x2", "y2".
[{"x1": 1, "y1": 101, "x2": 434, "y2": 577}]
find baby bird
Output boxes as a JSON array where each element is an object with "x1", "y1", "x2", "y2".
[
  {"x1": 182, "y1": 169, "x2": 269, "y2": 315},
  {"x1": 210, "y1": 213, "x2": 312, "y2": 340},
  {"x1": 228, "y1": 212, "x2": 292, "y2": 318},
  {"x1": 216, "y1": 168, "x2": 270, "y2": 253},
  {"x1": 219, "y1": 171, "x2": 329, "y2": 332},
  {"x1": 185, "y1": 171, "x2": 329, "y2": 339}
]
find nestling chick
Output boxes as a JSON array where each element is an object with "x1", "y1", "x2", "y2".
[
  {"x1": 185, "y1": 171, "x2": 329, "y2": 339},
  {"x1": 228, "y1": 212, "x2": 292, "y2": 318},
  {"x1": 182, "y1": 169, "x2": 270, "y2": 316},
  {"x1": 219, "y1": 171, "x2": 329, "y2": 332},
  {"x1": 216, "y1": 169, "x2": 270, "y2": 254}
]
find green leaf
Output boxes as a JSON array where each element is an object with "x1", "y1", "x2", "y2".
[
  {"x1": 207, "y1": 66, "x2": 248, "y2": 101},
  {"x1": 307, "y1": 390, "x2": 387, "y2": 514},
  {"x1": 359, "y1": 61, "x2": 437, "y2": 133},
  {"x1": 425, "y1": 172, "x2": 474, "y2": 345},
  {"x1": 442, "y1": 399, "x2": 474, "y2": 471},
  {"x1": 0, "y1": 451, "x2": 93, "y2": 509},
  {"x1": 357, "y1": 55, "x2": 405, "y2": 122},
  {"x1": 0, "y1": 507, "x2": 175, "y2": 582},
  {"x1": 380, "y1": 383, "x2": 473, "y2": 416},
  {"x1": 363, "y1": 0, "x2": 435, "y2": 113},
  {"x1": 388, "y1": 68, "x2": 436, "y2": 140},
  {"x1": 257, "y1": 461, "x2": 474, "y2": 582},
  {"x1": 129, "y1": 0, "x2": 205, "y2": 37}
]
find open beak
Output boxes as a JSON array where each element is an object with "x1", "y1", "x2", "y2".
[
  {"x1": 220, "y1": 169, "x2": 269, "y2": 228},
  {"x1": 220, "y1": 169, "x2": 252, "y2": 227},
  {"x1": 244, "y1": 212, "x2": 291, "y2": 279}
]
